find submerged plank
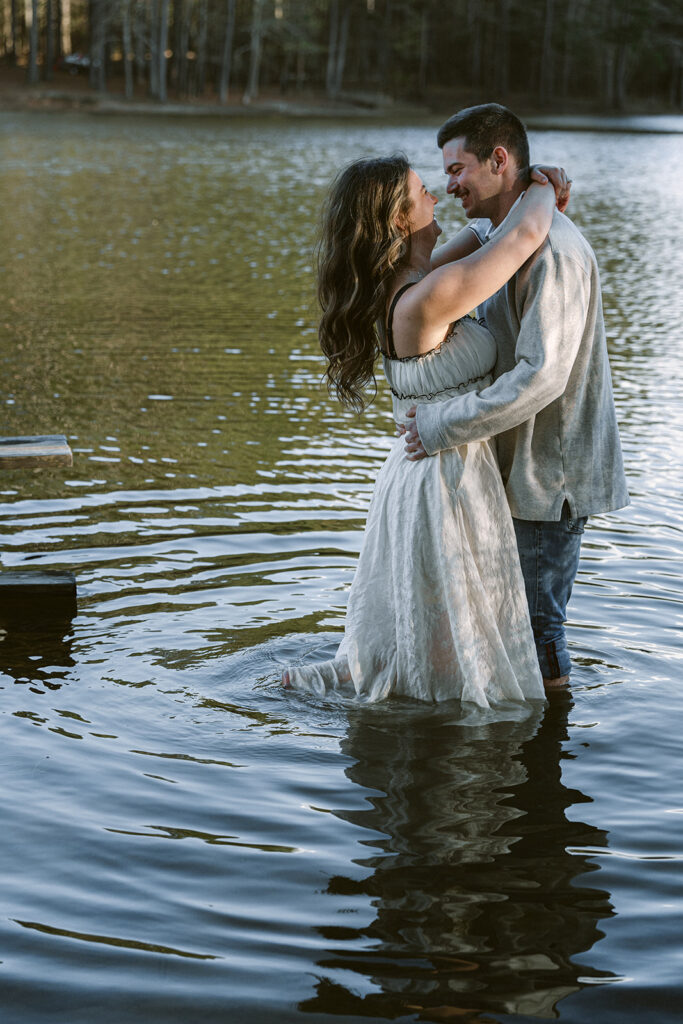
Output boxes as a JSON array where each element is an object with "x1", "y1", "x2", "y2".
[{"x1": 0, "y1": 434, "x2": 73, "y2": 470}]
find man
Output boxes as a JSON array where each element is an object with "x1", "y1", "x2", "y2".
[{"x1": 404, "y1": 103, "x2": 629, "y2": 689}]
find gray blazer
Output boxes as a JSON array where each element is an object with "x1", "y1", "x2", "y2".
[{"x1": 416, "y1": 208, "x2": 630, "y2": 521}]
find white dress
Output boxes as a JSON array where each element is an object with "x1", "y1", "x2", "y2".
[{"x1": 287, "y1": 313, "x2": 544, "y2": 707}]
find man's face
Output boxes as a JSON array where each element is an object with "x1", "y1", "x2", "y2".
[{"x1": 441, "y1": 137, "x2": 500, "y2": 219}]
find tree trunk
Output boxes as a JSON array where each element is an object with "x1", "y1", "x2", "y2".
[
  {"x1": 88, "y1": 0, "x2": 95, "y2": 86},
  {"x1": 122, "y1": 0, "x2": 133, "y2": 99},
  {"x1": 148, "y1": 0, "x2": 159, "y2": 98},
  {"x1": 614, "y1": 41, "x2": 628, "y2": 110},
  {"x1": 333, "y1": 1, "x2": 349, "y2": 96},
  {"x1": 2, "y1": 0, "x2": 12, "y2": 58},
  {"x1": 495, "y1": 0, "x2": 510, "y2": 98},
  {"x1": 417, "y1": 7, "x2": 429, "y2": 96},
  {"x1": 133, "y1": 0, "x2": 145, "y2": 86},
  {"x1": 467, "y1": 0, "x2": 482, "y2": 89},
  {"x1": 45, "y1": 0, "x2": 55, "y2": 79},
  {"x1": 9, "y1": 0, "x2": 19, "y2": 61},
  {"x1": 670, "y1": 43, "x2": 683, "y2": 110},
  {"x1": 243, "y1": 0, "x2": 264, "y2": 104},
  {"x1": 89, "y1": 0, "x2": 107, "y2": 92},
  {"x1": 560, "y1": 0, "x2": 578, "y2": 100},
  {"x1": 61, "y1": 0, "x2": 71, "y2": 55},
  {"x1": 171, "y1": 0, "x2": 182, "y2": 88},
  {"x1": 195, "y1": 0, "x2": 208, "y2": 95},
  {"x1": 377, "y1": 0, "x2": 392, "y2": 93},
  {"x1": 538, "y1": 0, "x2": 554, "y2": 102},
  {"x1": 176, "y1": 0, "x2": 191, "y2": 96},
  {"x1": 26, "y1": 0, "x2": 38, "y2": 84},
  {"x1": 296, "y1": 42, "x2": 305, "y2": 92},
  {"x1": 218, "y1": 0, "x2": 236, "y2": 102},
  {"x1": 326, "y1": 0, "x2": 338, "y2": 96},
  {"x1": 357, "y1": 1, "x2": 370, "y2": 86},
  {"x1": 158, "y1": 0, "x2": 170, "y2": 102},
  {"x1": 600, "y1": 0, "x2": 615, "y2": 108},
  {"x1": 602, "y1": 41, "x2": 615, "y2": 106}
]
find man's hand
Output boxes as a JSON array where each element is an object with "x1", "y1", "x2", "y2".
[
  {"x1": 530, "y1": 164, "x2": 572, "y2": 213},
  {"x1": 403, "y1": 406, "x2": 429, "y2": 460}
]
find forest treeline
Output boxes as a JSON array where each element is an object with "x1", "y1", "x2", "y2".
[{"x1": 3, "y1": 0, "x2": 683, "y2": 111}]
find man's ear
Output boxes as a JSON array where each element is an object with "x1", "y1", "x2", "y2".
[{"x1": 489, "y1": 146, "x2": 510, "y2": 176}]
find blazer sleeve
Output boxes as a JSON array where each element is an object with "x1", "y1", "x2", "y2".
[{"x1": 416, "y1": 245, "x2": 592, "y2": 454}]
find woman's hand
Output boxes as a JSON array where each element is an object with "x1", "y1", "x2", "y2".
[
  {"x1": 530, "y1": 164, "x2": 572, "y2": 213},
  {"x1": 403, "y1": 406, "x2": 428, "y2": 460}
]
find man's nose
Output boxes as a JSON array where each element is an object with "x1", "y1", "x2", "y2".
[{"x1": 446, "y1": 178, "x2": 459, "y2": 195}]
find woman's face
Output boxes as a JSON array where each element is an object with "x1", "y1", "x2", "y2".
[{"x1": 404, "y1": 169, "x2": 440, "y2": 240}]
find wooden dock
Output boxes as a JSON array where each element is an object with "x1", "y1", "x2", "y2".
[
  {"x1": 0, "y1": 434, "x2": 77, "y2": 625},
  {"x1": 0, "y1": 435, "x2": 73, "y2": 470},
  {"x1": 0, "y1": 570, "x2": 78, "y2": 624}
]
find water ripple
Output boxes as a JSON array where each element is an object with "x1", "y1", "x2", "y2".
[{"x1": 2, "y1": 114, "x2": 683, "y2": 1024}]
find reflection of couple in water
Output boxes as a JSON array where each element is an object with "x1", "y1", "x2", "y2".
[
  {"x1": 283, "y1": 102, "x2": 628, "y2": 709},
  {"x1": 299, "y1": 693, "x2": 616, "y2": 1022}
]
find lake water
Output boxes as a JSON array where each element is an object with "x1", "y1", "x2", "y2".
[{"x1": 1, "y1": 112, "x2": 682, "y2": 1024}]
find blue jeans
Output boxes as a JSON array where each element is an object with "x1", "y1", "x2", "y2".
[{"x1": 513, "y1": 502, "x2": 587, "y2": 680}]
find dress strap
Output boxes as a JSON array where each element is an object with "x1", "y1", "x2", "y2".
[{"x1": 384, "y1": 282, "x2": 417, "y2": 360}]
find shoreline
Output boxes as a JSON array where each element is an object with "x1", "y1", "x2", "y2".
[
  {"x1": 0, "y1": 85, "x2": 398, "y2": 119},
  {"x1": 1, "y1": 79, "x2": 682, "y2": 133}
]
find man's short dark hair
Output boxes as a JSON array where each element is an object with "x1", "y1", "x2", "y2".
[{"x1": 437, "y1": 103, "x2": 530, "y2": 175}]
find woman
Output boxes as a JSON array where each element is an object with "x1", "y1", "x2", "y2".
[{"x1": 283, "y1": 155, "x2": 565, "y2": 706}]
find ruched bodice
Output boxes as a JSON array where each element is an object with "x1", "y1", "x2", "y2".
[{"x1": 383, "y1": 316, "x2": 497, "y2": 424}]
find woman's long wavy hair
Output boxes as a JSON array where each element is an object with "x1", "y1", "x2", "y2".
[{"x1": 318, "y1": 155, "x2": 412, "y2": 411}]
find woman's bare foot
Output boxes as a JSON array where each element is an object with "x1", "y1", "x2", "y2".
[{"x1": 282, "y1": 669, "x2": 291, "y2": 689}]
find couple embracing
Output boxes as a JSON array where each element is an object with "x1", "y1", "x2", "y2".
[{"x1": 284, "y1": 103, "x2": 629, "y2": 707}]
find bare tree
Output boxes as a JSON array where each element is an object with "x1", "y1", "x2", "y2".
[
  {"x1": 417, "y1": 6, "x2": 429, "y2": 96},
  {"x1": 218, "y1": 0, "x2": 237, "y2": 103},
  {"x1": 175, "y1": 0, "x2": 192, "y2": 96},
  {"x1": 332, "y1": 1, "x2": 349, "y2": 96},
  {"x1": 195, "y1": 0, "x2": 208, "y2": 95},
  {"x1": 326, "y1": 0, "x2": 349, "y2": 98},
  {"x1": 614, "y1": 40, "x2": 629, "y2": 110},
  {"x1": 45, "y1": 0, "x2": 55, "y2": 80},
  {"x1": 2, "y1": 0, "x2": 14, "y2": 59},
  {"x1": 599, "y1": 0, "x2": 632, "y2": 110},
  {"x1": 158, "y1": 0, "x2": 170, "y2": 102},
  {"x1": 325, "y1": 0, "x2": 338, "y2": 95},
  {"x1": 494, "y1": 0, "x2": 510, "y2": 98},
  {"x1": 26, "y1": 0, "x2": 39, "y2": 84},
  {"x1": 89, "y1": 0, "x2": 108, "y2": 92},
  {"x1": 377, "y1": 0, "x2": 393, "y2": 91},
  {"x1": 171, "y1": 0, "x2": 182, "y2": 89},
  {"x1": 61, "y1": 0, "x2": 72, "y2": 56},
  {"x1": 133, "y1": 0, "x2": 146, "y2": 86},
  {"x1": 539, "y1": 0, "x2": 554, "y2": 102},
  {"x1": 670, "y1": 41, "x2": 683, "y2": 109},
  {"x1": 560, "y1": 0, "x2": 583, "y2": 101},
  {"x1": 149, "y1": 0, "x2": 160, "y2": 97},
  {"x1": 243, "y1": 0, "x2": 265, "y2": 103},
  {"x1": 121, "y1": 0, "x2": 134, "y2": 99}
]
